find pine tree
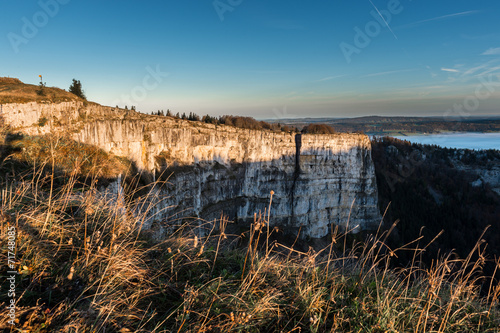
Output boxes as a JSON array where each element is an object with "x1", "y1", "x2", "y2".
[{"x1": 69, "y1": 79, "x2": 86, "y2": 100}]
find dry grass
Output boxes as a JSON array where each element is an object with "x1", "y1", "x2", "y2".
[
  {"x1": 1, "y1": 175, "x2": 499, "y2": 332},
  {"x1": 7, "y1": 132, "x2": 131, "y2": 179},
  {"x1": 0, "y1": 126, "x2": 500, "y2": 332},
  {"x1": 0, "y1": 77, "x2": 81, "y2": 104}
]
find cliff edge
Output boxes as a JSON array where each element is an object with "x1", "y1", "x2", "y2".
[{"x1": 1, "y1": 100, "x2": 381, "y2": 238}]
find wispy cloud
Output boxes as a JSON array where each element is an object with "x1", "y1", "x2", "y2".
[
  {"x1": 249, "y1": 70, "x2": 287, "y2": 74},
  {"x1": 461, "y1": 59, "x2": 500, "y2": 77},
  {"x1": 363, "y1": 69, "x2": 417, "y2": 77},
  {"x1": 478, "y1": 65, "x2": 500, "y2": 76},
  {"x1": 482, "y1": 47, "x2": 500, "y2": 55},
  {"x1": 462, "y1": 63, "x2": 490, "y2": 76},
  {"x1": 397, "y1": 10, "x2": 480, "y2": 29},
  {"x1": 368, "y1": 0, "x2": 398, "y2": 40},
  {"x1": 316, "y1": 75, "x2": 348, "y2": 82},
  {"x1": 441, "y1": 68, "x2": 460, "y2": 73}
]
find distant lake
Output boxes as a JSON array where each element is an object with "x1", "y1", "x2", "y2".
[{"x1": 391, "y1": 133, "x2": 500, "y2": 150}]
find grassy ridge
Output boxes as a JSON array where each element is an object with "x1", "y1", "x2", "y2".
[
  {"x1": 1, "y1": 130, "x2": 500, "y2": 331},
  {"x1": 0, "y1": 77, "x2": 81, "y2": 104}
]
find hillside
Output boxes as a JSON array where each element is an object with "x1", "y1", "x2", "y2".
[
  {"x1": 269, "y1": 116, "x2": 500, "y2": 135},
  {"x1": 0, "y1": 77, "x2": 82, "y2": 104}
]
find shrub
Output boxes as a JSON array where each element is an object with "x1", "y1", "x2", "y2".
[
  {"x1": 302, "y1": 123, "x2": 336, "y2": 134},
  {"x1": 37, "y1": 117, "x2": 48, "y2": 127},
  {"x1": 69, "y1": 79, "x2": 86, "y2": 100}
]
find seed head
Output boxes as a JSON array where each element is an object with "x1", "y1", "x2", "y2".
[{"x1": 67, "y1": 266, "x2": 75, "y2": 280}]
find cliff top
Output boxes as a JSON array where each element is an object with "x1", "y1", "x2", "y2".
[
  {"x1": 0, "y1": 78, "x2": 370, "y2": 141},
  {"x1": 0, "y1": 76, "x2": 82, "y2": 104}
]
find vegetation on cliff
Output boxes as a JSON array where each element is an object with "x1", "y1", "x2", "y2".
[
  {"x1": 301, "y1": 123, "x2": 336, "y2": 134},
  {"x1": 1, "y1": 125, "x2": 500, "y2": 332},
  {"x1": 150, "y1": 111, "x2": 298, "y2": 133},
  {"x1": 68, "y1": 79, "x2": 87, "y2": 100},
  {"x1": 271, "y1": 116, "x2": 500, "y2": 135},
  {"x1": 0, "y1": 77, "x2": 84, "y2": 104}
]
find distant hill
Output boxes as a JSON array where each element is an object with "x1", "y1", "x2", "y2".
[
  {"x1": 267, "y1": 115, "x2": 500, "y2": 135},
  {"x1": 0, "y1": 77, "x2": 82, "y2": 104}
]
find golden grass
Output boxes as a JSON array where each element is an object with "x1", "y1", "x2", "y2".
[
  {"x1": 8, "y1": 132, "x2": 132, "y2": 179},
  {"x1": 0, "y1": 77, "x2": 81, "y2": 104},
  {"x1": 0, "y1": 125, "x2": 499, "y2": 332}
]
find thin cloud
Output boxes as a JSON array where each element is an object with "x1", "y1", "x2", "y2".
[
  {"x1": 461, "y1": 59, "x2": 500, "y2": 77},
  {"x1": 316, "y1": 75, "x2": 348, "y2": 82},
  {"x1": 363, "y1": 69, "x2": 417, "y2": 77},
  {"x1": 482, "y1": 47, "x2": 500, "y2": 55},
  {"x1": 441, "y1": 68, "x2": 460, "y2": 73},
  {"x1": 249, "y1": 70, "x2": 287, "y2": 74},
  {"x1": 368, "y1": 0, "x2": 398, "y2": 40},
  {"x1": 462, "y1": 63, "x2": 490, "y2": 76},
  {"x1": 397, "y1": 10, "x2": 480, "y2": 29},
  {"x1": 477, "y1": 66, "x2": 500, "y2": 76}
]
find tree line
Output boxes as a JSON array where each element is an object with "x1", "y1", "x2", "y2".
[{"x1": 149, "y1": 110, "x2": 337, "y2": 134}]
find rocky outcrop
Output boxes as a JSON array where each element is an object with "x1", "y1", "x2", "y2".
[
  {"x1": 1, "y1": 101, "x2": 381, "y2": 238},
  {"x1": 452, "y1": 153, "x2": 500, "y2": 196}
]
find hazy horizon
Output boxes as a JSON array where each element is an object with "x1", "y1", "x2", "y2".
[{"x1": 2, "y1": 1, "x2": 500, "y2": 120}]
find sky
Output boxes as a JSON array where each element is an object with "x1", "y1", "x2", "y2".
[{"x1": 1, "y1": 0, "x2": 500, "y2": 120}]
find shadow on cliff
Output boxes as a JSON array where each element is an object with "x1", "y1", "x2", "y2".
[
  {"x1": 143, "y1": 136, "x2": 380, "y2": 242},
  {"x1": 0, "y1": 128, "x2": 141, "y2": 191},
  {"x1": 0, "y1": 127, "x2": 380, "y2": 246}
]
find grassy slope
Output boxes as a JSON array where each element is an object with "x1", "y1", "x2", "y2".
[
  {"x1": 0, "y1": 77, "x2": 82, "y2": 104},
  {"x1": 0, "y1": 121, "x2": 500, "y2": 332},
  {"x1": 1, "y1": 168, "x2": 499, "y2": 332}
]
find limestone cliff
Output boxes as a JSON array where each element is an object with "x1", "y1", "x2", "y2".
[{"x1": 1, "y1": 101, "x2": 381, "y2": 237}]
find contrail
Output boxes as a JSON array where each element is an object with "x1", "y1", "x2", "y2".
[{"x1": 368, "y1": 0, "x2": 398, "y2": 40}]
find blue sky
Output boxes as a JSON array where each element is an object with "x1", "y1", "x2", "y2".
[{"x1": 2, "y1": 0, "x2": 500, "y2": 119}]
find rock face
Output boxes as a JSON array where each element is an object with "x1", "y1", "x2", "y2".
[
  {"x1": 1, "y1": 101, "x2": 381, "y2": 238},
  {"x1": 453, "y1": 154, "x2": 500, "y2": 196}
]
